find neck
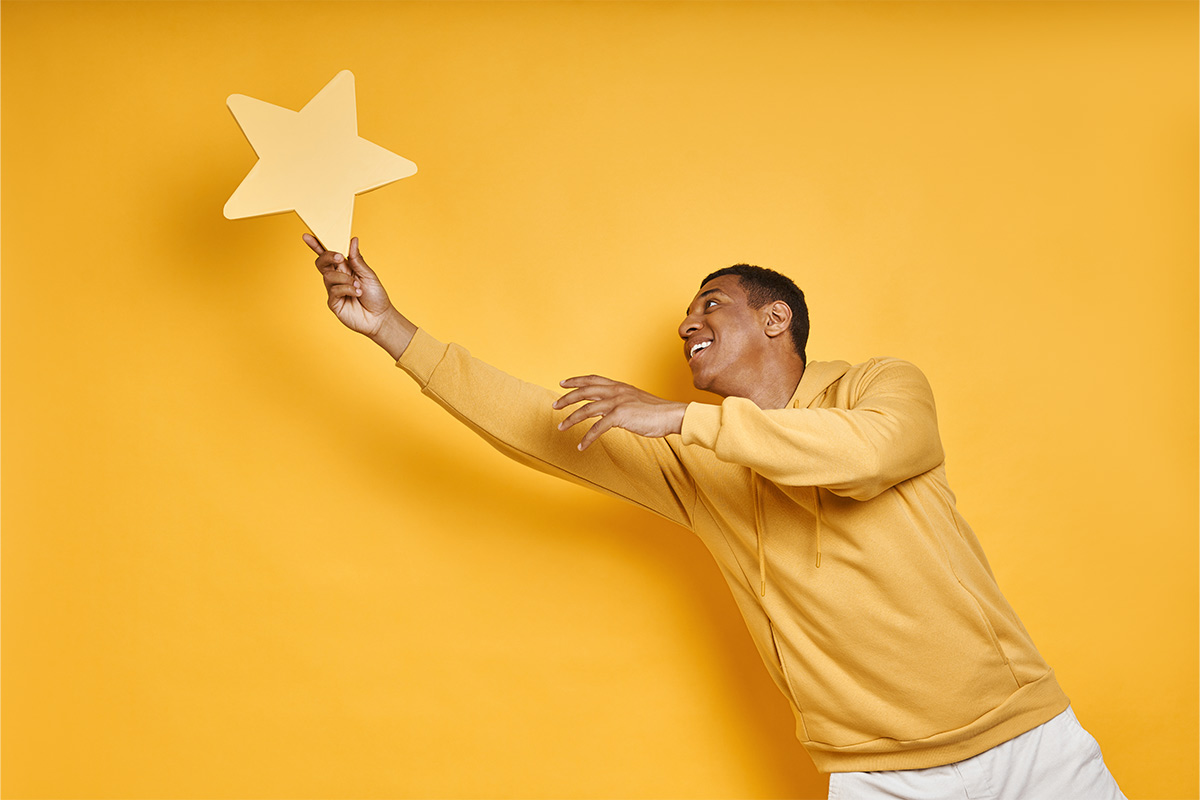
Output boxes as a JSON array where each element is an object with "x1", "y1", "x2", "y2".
[{"x1": 726, "y1": 356, "x2": 806, "y2": 409}]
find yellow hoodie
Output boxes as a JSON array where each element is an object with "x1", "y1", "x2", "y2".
[{"x1": 397, "y1": 329, "x2": 1069, "y2": 773}]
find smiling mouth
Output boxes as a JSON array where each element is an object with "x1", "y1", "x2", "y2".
[{"x1": 688, "y1": 340, "x2": 712, "y2": 360}]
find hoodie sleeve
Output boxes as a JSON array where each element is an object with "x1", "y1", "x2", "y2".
[
  {"x1": 396, "y1": 329, "x2": 696, "y2": 527},
  {"x1": 679, "y1": 358, "x2": 944, "y2": 501}
]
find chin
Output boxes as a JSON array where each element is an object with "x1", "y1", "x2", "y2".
[{"x1": 690, "y1": 370, "x2": 725, "y2": 398}]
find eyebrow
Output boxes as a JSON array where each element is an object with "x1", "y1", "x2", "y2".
[{"x1": 686, "y1": 288, "x2": 727, "y2": 315}]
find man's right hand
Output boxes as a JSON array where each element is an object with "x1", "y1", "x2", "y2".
[
  {"x1": 306, "y1": 233, "x2": 394, "y2": 336},
  {"x1": 306, "y1": 234, "x2": 416, "y2": 360}
]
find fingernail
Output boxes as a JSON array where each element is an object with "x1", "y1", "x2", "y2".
[{"x1": 334, "y1": 254, "x2": 343, "y2": 262}]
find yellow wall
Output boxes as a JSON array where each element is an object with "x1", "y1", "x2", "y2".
[{"x1": 2, "y1": 2, "x2": 1195, "y2": 798}]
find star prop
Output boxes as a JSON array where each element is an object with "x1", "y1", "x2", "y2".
[{"x1": 223, "y1": 70, "x2": 416, "y2": 256}]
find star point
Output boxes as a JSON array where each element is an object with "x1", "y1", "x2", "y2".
[{"x1": 224, "y1": 70, "x2": 416, "y2": 255}]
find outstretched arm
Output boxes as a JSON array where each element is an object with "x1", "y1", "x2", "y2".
[
  {"x1": 305, "y1": 234, "x2": 416, "y2": 360},
  {"x1": 309, "y1": 233, "x2": 689, "y2": 453},
  {"x1": 307, "y1": 236, "x2": 697, "y2": 526}
]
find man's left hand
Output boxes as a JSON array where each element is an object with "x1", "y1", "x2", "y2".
[{"x1": 554, "y1": 376, "x2": 687, "y2": 451}]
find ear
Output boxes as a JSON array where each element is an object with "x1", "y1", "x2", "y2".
[{"x1": 762, "y1": 301, "x2": 793, "y2": 340}]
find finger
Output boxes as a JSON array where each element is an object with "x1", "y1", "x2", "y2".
[
  {"x1": 329, "y1": 283, "x2": 363, "y2": 300},
  {"x1": 302, "y1": 233, "x2": 326, "y2": 256},
  {"x1": 578, "y1": 416, "x2": 618, "y2": 451},
  {"x1": 314, "y1": 249, "x2": 343, "y2": 273},
  {"x1": 559, "y1": 375, "x2": 617, "y2": 390},
  {"x1": 317, "y1": 252, "x2": 353, "y2": 277},
  {"x1": 553, "y1": 385, "x2": 614, "y2": 410},
  {"x1": 324, "y1": 269, "x2": 355, "y2": 288},
  {"x1": 557, "y1": 400, "x2": 612, "y2": 431}
]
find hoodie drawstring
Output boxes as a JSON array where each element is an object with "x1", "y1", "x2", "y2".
[
  {"x1": 752, "y1": 474, "x2": 767, "y2": 596},
  {"x1": 813, "y1": 487, "x2": 823, "y2": 568},
  {"x1": 755, "y1": 477, "x2": 824, "y2": 596}
]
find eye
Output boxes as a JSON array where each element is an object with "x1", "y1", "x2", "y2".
[{"x1": 704, "y1": 299, "x2": 718, "y2": 310}]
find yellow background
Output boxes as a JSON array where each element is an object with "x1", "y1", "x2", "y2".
[{"x1": 2, "y1": 2, "x2": 1196, "y2": 798}]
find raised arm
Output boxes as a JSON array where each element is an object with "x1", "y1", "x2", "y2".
[{"x1": 308, "y1": 236, "x2": 697, "y2": 527}]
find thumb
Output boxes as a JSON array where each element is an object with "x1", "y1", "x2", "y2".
[{"x1": 346, "y1": 237, "x2": 379, "y2": 279}]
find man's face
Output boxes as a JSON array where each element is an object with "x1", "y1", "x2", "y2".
[{"x1": 678, "y1": 275, "x2": 770, "y2": 397}]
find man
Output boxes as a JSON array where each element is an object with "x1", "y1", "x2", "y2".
[{"x1": 305, "y1": 234, "x2": 1126, "y2": 800}]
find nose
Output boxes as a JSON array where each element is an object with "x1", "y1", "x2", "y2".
[{"x1": 679, "y1": 312, "x2": 701, "y2": 340}]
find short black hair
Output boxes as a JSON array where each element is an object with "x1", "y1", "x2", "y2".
[{"x1": 701, "y1": 264, "x2": 809, "y2": 363}]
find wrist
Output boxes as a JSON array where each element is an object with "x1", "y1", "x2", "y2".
[
  {"x1": 370, "y1": 308, "x2": 417, "y2": 360},
  {"x1": 670, "y1": 402, "x2": 687, "y2": 436}
]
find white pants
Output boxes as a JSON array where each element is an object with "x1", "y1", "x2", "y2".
[{"x1": 827, "y1": 707, "x2": 1127, "y2": 800}]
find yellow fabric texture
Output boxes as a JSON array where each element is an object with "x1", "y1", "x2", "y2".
[{"x1": 398, "y1": 328, "x2": 1070, "y2": 773}]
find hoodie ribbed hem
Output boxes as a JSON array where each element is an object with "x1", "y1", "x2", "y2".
[{"x1": 808, "y1": 671, "x2": 1070, "y2": 773}]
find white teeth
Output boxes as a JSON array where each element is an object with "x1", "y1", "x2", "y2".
[{"x1": 690, "y1": 341, "x2": 712, "y2": 358}]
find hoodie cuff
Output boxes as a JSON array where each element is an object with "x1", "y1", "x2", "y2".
[
  {"x1": 680, "y1": 402, "x2": 722, "y2": 449},
  {"x1": 394, "y1": 328, "x2": 449, "y2": 387}
]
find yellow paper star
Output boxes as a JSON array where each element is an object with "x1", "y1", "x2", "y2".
[{"x1": 223, "y1": 70, "x2": 416, "y2": 256}]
